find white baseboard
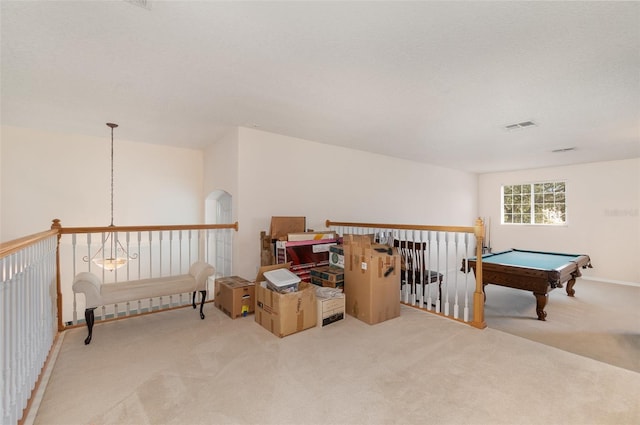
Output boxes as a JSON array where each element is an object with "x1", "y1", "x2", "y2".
[{"x1": 583, "y1": 277, "x2": 640, "y2": 288}]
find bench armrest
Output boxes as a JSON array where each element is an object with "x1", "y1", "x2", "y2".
[
  {"x1": 72, "y1": 272, "x2": 103, "y2": 308},
  {"x1": 189, "y1": 261, "x2": 215, "y2": 290}
]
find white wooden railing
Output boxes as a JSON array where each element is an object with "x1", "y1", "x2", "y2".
[
  {"x1": 0, "y1": 220, "x2": 238, "y2": 425},
  {"x1": 326, "y1": 219, "x2": 486, "y2": 329},
  {"x1": 52, "y1": 219, "x2": 238, "y2": 330},
  {"x1": 0, "y1": 230, "x2": 58, "y2": 425}
]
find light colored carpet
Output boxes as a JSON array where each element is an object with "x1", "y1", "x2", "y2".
[
  {"x1": 482, "y1": 279, "x2": 640, "y2": 372},
  {"x1": 33, "y1": 299, "x2": 639, "y2": 425}
]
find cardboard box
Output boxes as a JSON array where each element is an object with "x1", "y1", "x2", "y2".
[
  {"x1": 329, "y1": 244, "x2": 345, "y2": 269},
  {"x1": 255, "y1": 281, "x2": 318, "y2": 337},
  {"x1": 310, "y1": 276, "x2": 344, "y2": 288},
  {"x1": 310, "y1": 265, "x2": 345, "y2": 283},
  {"x1": 317, "y1": 294, "x2": 345, "y2": 327},
  {"x1": 214, "y1": 276, "x2": 255, "y2": 319},
  {"x1": 343, "y1": 236, "x2": 401, "y2": 325},
  {"x1": 287, "y1": 231, "x2": 337, "y2": 242},
  {"x1": 270, "y1": 216, "x2": 306, "y2": 241},
  {"x1": 260, "y1": 231, "x2": 275, "y2": 266}
]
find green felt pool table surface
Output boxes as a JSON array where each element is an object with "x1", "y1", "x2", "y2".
[{"x1": 481, "y1": 249, "x2": 586, "y2": 270}]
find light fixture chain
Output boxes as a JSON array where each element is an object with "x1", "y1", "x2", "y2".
[
  {"x1": 106, "y1": 123, "x2": 118, "y2": 228},
  {"x1": 82, "y1": 122, "x2": 138, "y2": 271},
  {"x1": 110, "y1": 124, "x2": 114, "y2": 227}
]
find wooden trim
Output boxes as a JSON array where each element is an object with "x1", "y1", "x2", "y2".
[
  {"x1": 57, "y1": 221, "x2": 239, "y2": 234},
  {"x1": 326, "y1": 219, "x2": 475, "y2": 234},
  {"x1": 0, "y1": 229, "x2": 59, "y2": 258},
  {"x1": 472, "y1": 217, "x2": 487, "y2": 329},
  {"x1": 51, "y1": 220, "x2": 64, "y2": 332}
]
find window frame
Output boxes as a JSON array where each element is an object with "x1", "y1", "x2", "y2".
[{"x1": 501, "y1": 180, "x2": 568, "y2": 226}]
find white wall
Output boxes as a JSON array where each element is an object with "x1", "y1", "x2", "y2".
[
  {"x1": 203, "y1": 128, "x2": 239, "y2": 204},
  {"x1": 203, "y1": 127, "x2": 241, "y2": 272},
  {"x1": 0, "y1": 126, "x2": 204, "y2": 242},
  {"x1": 6, "y1": 124, "x2": 635, "y2": 284},
  {"x1": 234, "y1": 127, "x2": 478, "y2": 279},
  {"x1": 478, "y1": 158, "x2": 640, "y2": 283}
]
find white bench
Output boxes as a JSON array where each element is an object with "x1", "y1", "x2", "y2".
[{"x1": 72, "y1": 261, "x2": 214, "y2": 344}]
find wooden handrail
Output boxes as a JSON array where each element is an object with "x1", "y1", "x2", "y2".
[
  {"x1": 52, "y1": 218, "x2": 239, "y2": 234},
  {"x1": 326, "y1": 219, "x2": 475, "y2": 234},
  {"x1": 0, "y1": 229, "x2": 59, "y2": 259}
]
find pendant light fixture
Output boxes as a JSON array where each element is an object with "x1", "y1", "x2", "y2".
[{"x1": 83, "y1": 123, "x2": 137, "y2": 270}]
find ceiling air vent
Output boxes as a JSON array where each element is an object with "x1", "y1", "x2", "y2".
[
  {"x1": 504, "y1": 120, "x2": 537, "y2": 131},
  {"x1": 552, "y1": 147, "x2": 576, "y2": 153},
  {"x1": 125, "y1": 0, "x2": 151, "y2": 10}
]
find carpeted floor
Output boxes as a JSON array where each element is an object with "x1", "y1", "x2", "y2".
[
  {"x1": 30, "y1": 280, "x2": 640, "y2": 425},
  {"x1": 482, "y1": 279, "x2": 640, "y2": 372}
]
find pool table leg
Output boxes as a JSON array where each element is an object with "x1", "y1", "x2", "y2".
[
  {"x1": 566, "y1": 278, "x2": 576, "y2": 297},
  {"x1": 534, "y1": 292, "x2": 548, "y2": 321}
]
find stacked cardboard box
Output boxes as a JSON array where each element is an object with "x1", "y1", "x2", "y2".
[
  {"x1": 270, "y1": 216, "x2": 306, "y2": 241},
  {"x1": 214, "y1": 276, "x2": 255, "y2": 319},
  {"x1": 329, "y1": 244, "x2": 344, "y2": 269},
  {"x1": 261, "y1": 217, "x2": 306, "y2": 266},
  {"x1": 287, "y1": 231, "x2": 337, "y2": 241},
  {"x1": 343, "y1": 234, "x2": 401, "y2": 325},
  {"x1": 254, "y1": 263, "x2": 318, "y2": 338},
  {"x1": 310, "y1": 265, "x2": 344, "y2": 288},
  {"x1": 317, "y1": 291, "x2": 345, "y2": 327}
]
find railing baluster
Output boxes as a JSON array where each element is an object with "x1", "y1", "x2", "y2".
[
  {"x1": 453, "y1": 233, "x2": 460, "y2": 319},
  {"x1": 126, "y1": 232, "x2": 131, "y2": 281},
  {"x1": 188, "y1": 230, "x2": 193, "y2": 268},
  {"x1": 159, "y1": 230, "x2": 164, "y2": 277},
  {"x1": 426, "y1": 231, "x2": 433, "y2": 311},
  {"x1": 1, "y1": 256, "x2": 6, "y2": 423},
  {"x1": 148, "y1": 232, "x2": 153, "y2": 278},
  {"x1": 169, "y1": 230, "x2": 174, "y2": 276},
  {"x1": 71, "y1": 234, "x2": 78, "y2": 323},
  {"x1": 444, "y1": 232, "x2": 450, "y2": 316},
  {"x1": 178, "y1": 230, "x2": 182, "y2": 270},
  {"x1": 464, "y1": 233, "x2": 470, "y2": 322},
  {"x1": 137, "y1": 232, "x2": 142, "y2": 280}
]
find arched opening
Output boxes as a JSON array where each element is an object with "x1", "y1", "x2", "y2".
[{"x1": 205, "y1": 190, "x2": 233, "y2": 277}]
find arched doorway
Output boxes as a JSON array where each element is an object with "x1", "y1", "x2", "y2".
[{"x1": 205, "y1": 190, "x2": 232, "y2": 277}]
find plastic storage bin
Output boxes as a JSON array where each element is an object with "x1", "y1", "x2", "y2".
[{"x1": 264, "y1": 268, "x2": 301, "y2": 293}]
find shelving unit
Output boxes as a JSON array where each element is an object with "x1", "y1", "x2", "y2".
[{"x1": 275, "y1": 238, "x2": 338, "y2": 281}]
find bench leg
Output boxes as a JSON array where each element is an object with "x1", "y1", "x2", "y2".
[
  {"x1": 199, "y1": 290, "x2": 206, "y2": 319},
  {"x1": 192, "y1": 290, "x2": 207, "y2": 319},
  {"x1": 84, "y1": 308, "x2": 96, "y2": 345}
]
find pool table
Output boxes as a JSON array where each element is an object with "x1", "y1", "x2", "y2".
[{"x1": 466, "y1": 249, "x2": 592, "y2": 321}]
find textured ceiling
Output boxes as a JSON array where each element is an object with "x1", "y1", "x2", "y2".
[{"x1": 1, "y1": 1, "x2": 639, "y2": 173}]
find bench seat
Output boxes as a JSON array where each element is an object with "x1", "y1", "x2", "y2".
[{"x1": 73, "y1": 261, "x2": 214, "y2": 344}]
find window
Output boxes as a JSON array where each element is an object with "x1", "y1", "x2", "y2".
[{"x1": 502, "y1": 181, "x2": 566, "y2": 225}]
